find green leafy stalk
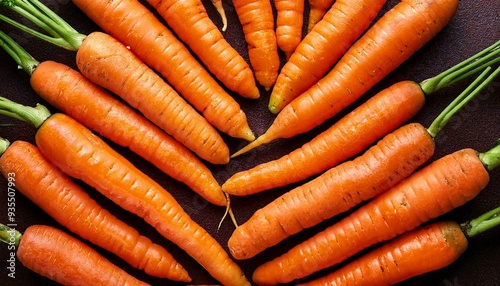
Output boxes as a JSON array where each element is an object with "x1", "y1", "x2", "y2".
[
  {"x1": 0, "y1": 137, "x2": 10, "y2": 154},
  {"x1": 0, "y1": 223, "x2": 22, "y2": 247},
  {"x1": 0, "y1": 30, "x2": 39, "y2": 75},
  {"x1": 478, "y1": 140, "x2": 500, "y2": 172},
  {"x1": 426, "y1": 65, "x2": 500, "y2": 138},
  {"x1": 0, "y1": 96, "x2": 51, "y2": 128},
  {"x1": 420, "y1": 40, "x2": 500, "y2": 95},
  {"x1": 461, "y1": 205, "x2": 500, "y2": 238},
  {"x1": 0, "y1": 0, "x2": 86, "y2": 50}
]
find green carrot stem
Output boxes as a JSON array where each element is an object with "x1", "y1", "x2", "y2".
[
  {"x1": 0, "y1": 137, "x2": 10, "y2": 154},
  {"x1": 461, "y1": 205, "x2": 500, "y2": 238},
  {"x1": 0, "y1": 97, "x2": 51, "y2": 128},
  {"x1": 420, "y1": 40, "x2": 500, "y2": 94},
  {"x1": 0, "y1": 30, "x2": 39, "y2": 75},
  {"x1": 479, "y1": 140, "x2": 500, "y2": 171},
  {"x1": 426, "y1": 65, "x2": 500, "y2": 138},
  {"x1": 0, "y1": 223, "x2": 22, "y2": 247}
]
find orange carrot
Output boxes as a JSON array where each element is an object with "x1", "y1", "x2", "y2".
[
  {"x1": 301, "y1": 204, "x2": 500, "y2": 285},
  {"x1": 232, "y1": 0, "x2": 281, "y2": 90},
  {"x1": 0, "y1": 31, "x2": 226, "y2": 206},
  {"x1": 0, "y1": 140, "x2": 190, "y2": 281},
  {"x1": 306, "y1": 0, "x2": 334, "y2": 32},
  {"x1": 0, "y1": 98, "x2": 250, "y2": 286},
  {"x1": 275, "y1": 0, "x2": 305, "y2": 59},
  {"x1": 270, "y1": 0, "x2": 387, "y2": 114},
  {"x1": 0, "y1": 224, "x2": 149, "y2": 286},
  {"x1": 146, "y1": 0, "x2": 260, "y2": 99},
  {"x1": 227, "y1": 65, "x2": 498, "y2": 260},
  {"x1": 224, "y1": 39, "x2": 500, "y2": 195},
  {"x1": 234, "y1": 0, "x2": 459, "y2": 154},
  {"x1": 252, "y1": 144, "x2": 499, "y2": 284}
]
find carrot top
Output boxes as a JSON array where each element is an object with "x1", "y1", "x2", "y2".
[
  {"x1": 0, "y1": 222, "x2": 21, "y2": 246},
  {"x1": 462, "y1": 203, "x2": 500, "y2": 238}
]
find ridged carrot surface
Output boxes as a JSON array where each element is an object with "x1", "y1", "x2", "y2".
[
  {"x1": 275, "y1": 0, "x2": 304, "y2": 59},
  {"x1": 252, "y1": 148, "x2": 490, "y2": 284},
  {"x1": 306, "y1": 0, "x2": 335, "y2": 31},
  {"x1": 71, "y1": 0, "x2": 255, "y2": 142},
  {"x1": 146, "y1": 0, "x2": 260, "y2": 99}
]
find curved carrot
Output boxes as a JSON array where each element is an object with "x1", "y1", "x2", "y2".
[
  {"x1": 0, "y1": 224, "x2": 149, "y2": 286},
  {"x1": 252, "y1": 144, "x2": 498, "y2": 284},
  {"x1": 306, "y1": 0, "x2": 334, "y2": 32},
  {"x1": 301, "y1": 204, "x2": 500, "y2": 285},
  {"x1": 269, "y1": 0, "x2": 387, "y2": 114},
  {"x1": 232, "y1": 0, "x2": 280, "y2": 90},
  {"x1": 234, "y1": 0, "x2": 459, "y2": 154},
  {"x1": 275, "y1": 0, "x2": 304, "y2": 59},
  {"x1": 146, "y1": 0, "x2": 260, "y2": 99},
  {"x1": 224, "y1": 40, "x2": 500, "y2": 195},
  {"x1": 0, "y1": 31, "x2": 226, "y2": 206},
  {"x1": 0, "y1": 140, "x2": 190, "y2": 281},
  {"x1": 0, "y1": 98, "x2": 250, "y2": 285},
  {"x1": 227, "y1": 65, "x2": 498, "y2": 260}
]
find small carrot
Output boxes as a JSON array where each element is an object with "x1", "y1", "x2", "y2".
[
  {"x1": 234, "y1": 0, "x2": 459, "y2": 155},
  {"x1": 275, "y1": 0, "x2": 305, "y2": 59},
  {"x1": 231, "y1": 0, "x2": 280, "y2": 90},
  {"x1": 306, "y1": 0, "x2": 334, "y2": 32},
  {"x1": 251, "y1": 141, "x2": 500, "y2": 285},
  {"x1": 301, "y1": 204, "x2": 500, "y2": 286},
  {"x1": 0, "y1": 139, "x2": 190, "y2": 281},
  {"x1": 227, "y1": 65, "x2": 499, "y2": 260},
  {"x1": 210, "y1": 0, "x2": 228, "y2": 31},
  {"x1": 269, "y1": 0, "x2": 387, "y2": 114},
  {"x1": 145, "y1": 0, "x2": 260, "y2": 99},
  {"x1": 0, "y1": 31, "x2": 226, "y2": 207},
  {"x1": 224, "y1": 40, "x2": 500, "y2": 195},
  {"x1": 1, "y1": 0, "x2": 255, "y2": 144},
  {"x1": 0, "y1": 98, "x2": 251, "y2": 286},
  {"x1": 0, "y1": 223, "x2": 149, "y2": 286}
]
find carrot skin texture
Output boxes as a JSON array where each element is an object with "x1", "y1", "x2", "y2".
[
  {"x1": 275, "y1": 0, "x2": 304, "y2": 59},
  {"x1": 34, "y1": 113, "x2": 251, "y2": 286},
  {"x1": 301, "y1": 221, "x2": 468, "y2": 286},
  {"x1": 75, "y1": 32, "x2": 230, "y2": 165},
  {"x1": 232, "y1": 0, "x2": 280, "y2": 90},
  {"x1": 71, "y1": 0, "x2": 255, "y2": 142},
  {"x1": 252, "y1": 148, "x2": 489, "y2": 284},
  {"x1": 0, "y1": 141, "x2": 190, "y2": 281},
  {"x1": 30, "y1": 60, "x2": 226, "y2": 206},
  {"x1": 224, "y1": 81, "x2": 426, "y2": 195},
  {"x1": 146, "y1": 0, "x2": 260, "y2": 99},
  {"x1": 263, "y1": 0, "x2": 458, "y2": 140},
  {"x1": 17, "y1": 225, "x2": 150, "y2": 286},
  {"x1": 270, "y1": 0, "x2": 387, "y2": 113},
  {"x1": 228, "y1": 122, "x2": 436, "y2": 259}
]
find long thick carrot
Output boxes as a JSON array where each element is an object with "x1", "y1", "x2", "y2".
[
  {"x1": 1, "y1": 0, "x2": 255, "y2": 144},
  {"x1": 269, "y1": 0, "x2": 387, "y2": 114},
  {"x1": 275, "y1": 0, "x2": 304, "y2": 59},
  {"x1": 252, "y1": 143, "x2": 499, "y2": 284},
  {"x1": 232, "y1": 0, "x2": 280, "y2": 90},
  {"x1": 224, "y1": 40, "x2": 500, "y2": 194},
  {"x1": 227, "y1": 66, "x2": 498, "y2": 260},
  {"x1": 0, "y1": 98, "x2": 250, "y2": 285},
  {"x1": 306, "y1": 0, "x2": 334, "y2": 32},
  {"x1": 146, "y1": 0, "x2": 259, "y2": 99},
  {"x1": 0, "y1": 31, "x2": 226, "y2": 206},
  {"x1": 0, "y1": 224, "x2": 149, "y2": 286},
  {"x1": 234, "y1": 0, "x2": 459, "y2": 154},
  {"x1": 301, "y1": 204, "x2": 500, "y2": 286},
  {"x1": 0, "y1": 140, "x2": 190, "y2": 281}
]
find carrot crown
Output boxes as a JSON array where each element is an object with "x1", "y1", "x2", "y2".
[
  {"x1": 0, "y1": 30, "x2": 39, "y2": 75},
  {"x1": 0, "y1": 223, "x2": 22, "y2": 247},
  {"x1": 461, "y1": 203, "x2": 500, "y2": 238},
  {"x1": 0, "y1": 0, "x2": 86, "y2": 51},
  {"x1": 478, "y1": 140, "x2": 500, "y2": 172},
  {"x1": 0, "y1": 96, "x2": 51, "y2": 128}
]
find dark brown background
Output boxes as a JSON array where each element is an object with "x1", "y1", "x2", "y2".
[{"x1": 0, "y1": 0, "x2": 499, "y2": 285}]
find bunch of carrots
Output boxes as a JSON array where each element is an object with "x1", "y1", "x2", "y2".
[{"x1": 0, "y1": 0, "x2": 498, "y2": 285}]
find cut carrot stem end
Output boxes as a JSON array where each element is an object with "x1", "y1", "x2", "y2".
[
  {"x1": 0, "y1": 30, "x2": 39, "y2": 75},
  {"x1": 0, "y1": 223, "x2": 21, "y2": 246},
  {"x1": 461, "y1": 205, "x2": 500, "y2": 238},
  {"x1": 479, "y1": 140, "x2": 500, "y2": 171},
  {"x1": 0, "y1": 97, "x2": 51, "y2": 128}
]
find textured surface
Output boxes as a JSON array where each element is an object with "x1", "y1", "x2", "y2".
[{"x1": 0, "y1": 0, "x2": 499, "y2": 285}]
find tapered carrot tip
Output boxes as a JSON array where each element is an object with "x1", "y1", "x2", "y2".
[
  {"x1": 231, "y1": 131, "x2": 273, "y2": 158},
  {"x1": 307, "y1": 9, "x2": 327, "y2": 33},
  {"x1": 268, "y1": 95, "x2": 287, "y2": 114}
]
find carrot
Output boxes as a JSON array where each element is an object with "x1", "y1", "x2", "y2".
[
  {"x1": 306, "y1": 0, "x2": 334, "y2": 32},
  {"x1": 0, "y1": 31, "x2": 226, "y2": 207},
  {"x1": 145, "y1": 0, "x2": 260, "y2": 99},
  {"x1": 224, "y1": 40, "x2": 500, "y2": 195},
  {"x1": 210, "y1": 0, "x2": 228, "y2": 31},
  {"x1": 232, "y1": 0, "x2": 281, "y2": 90},
  {"x1": 0, "y1": 99, "x2": 251, "y2": 285},
  {"x1": 301, "y1": 204, "x2": 500, "y2": 286},
  {"x1": 227, "y1": 65, "x2": 499, "y2": 260},
  {"x1": 269, "y1": 0, "x2": 387, "y2": 114},
  {"x1": 275, "y1": 0, "x2": 305, "y2": 59},
  {"x1": 0, "y1": 223, "x2": 149, "y2": 286},
  {"x1": 233, "y1": 0, "x2": 459, "y2": 155},
  {"x1": 1, "y1": 0, "x2": 255, "y2": 144},
  {"x1": 0, "y1": 139, "x2": 190, "y2": 281}
]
